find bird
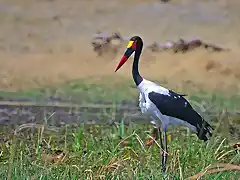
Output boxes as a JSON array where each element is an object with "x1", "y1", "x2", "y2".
[{"x1": 114, "y1": 36, "x2": 214, "y2": 173}]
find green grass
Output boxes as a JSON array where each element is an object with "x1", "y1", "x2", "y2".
[
  {"x1": 0, "y1": 122, "x2": 239, "y2": 180},
  {"x1": 0, "y1": 78, "x2": 240, "y2": 179},
  {"x1": 0, "y1": 77, "x2": 240, "y2": 112}
]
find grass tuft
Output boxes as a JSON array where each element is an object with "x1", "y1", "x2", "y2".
[{"x1": 0, "y1": 122, "x2": 239, "y2": 179}]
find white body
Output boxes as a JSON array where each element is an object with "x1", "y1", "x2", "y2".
[{"x1": 137, "y1": 79, "x2": 197, "y2": 132}]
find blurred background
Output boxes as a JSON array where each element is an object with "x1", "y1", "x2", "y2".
[{"x1": 0, "y1": 0, "x2": 240, "y2": 92}]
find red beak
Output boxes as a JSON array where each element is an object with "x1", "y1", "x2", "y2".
[
  {"x1": 115, "y1": 42, "x2": 135, "y2": 72},
  {"x1": 115, "y1": 56, "x2": 128, "y2": 72}
]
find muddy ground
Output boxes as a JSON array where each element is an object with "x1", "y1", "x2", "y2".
[{"x1": 0, "y1": 0, "x2": 240, "y2": 92}]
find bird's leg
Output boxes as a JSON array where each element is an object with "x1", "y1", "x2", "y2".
[
  {"x1": 158, "y1": 128, "x2": 164, "y2": 153},
  {"x1": 162, "y1": 128, "x2": 168, "y2": 173},
  {"x1": 158, "y1": 128, "x2": 166, "y2": 173}
]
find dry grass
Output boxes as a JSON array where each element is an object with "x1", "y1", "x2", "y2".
[
  {"x1": 1, "y1": 46, "x2": 240, "y2": 93},
  {"x1": 0, "y1": 0, "x2": 240, "y2": 94},
  {"x1": 188, "y1": 163, "x2": 240, "y2": 180}
]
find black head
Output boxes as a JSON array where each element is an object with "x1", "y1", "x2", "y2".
[
  {"x1": 129, "y1": 36, "x2": 142, "y2": 41},
  {"x1": 115, "y1": 36, "x2": 143, "y2": 72}
]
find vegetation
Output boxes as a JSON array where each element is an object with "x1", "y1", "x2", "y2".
[
  {"x1": 1, "y1": 77, "x2": 240, "y2": 111},
  {"x1": 1, "y1": 0, "x2": 240, "y2": 179},
  {"x1": 0, "y1": 122, "x2": 239, "y2": 179},
  {"x1": 0, "y1": 79, "x2": 239, "y2": 179}
]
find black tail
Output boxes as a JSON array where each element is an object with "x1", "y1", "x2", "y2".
[{"x1": 197, "y1": 120, "x2": 214, "y2": 141}]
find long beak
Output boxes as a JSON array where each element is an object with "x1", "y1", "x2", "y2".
[{"x1": 115, "y1": 47, "x2": 134, "y2": 72}]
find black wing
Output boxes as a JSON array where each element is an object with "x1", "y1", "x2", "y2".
[{"x1": 148, "y1": 90, "x2": 214, "y2": 141}]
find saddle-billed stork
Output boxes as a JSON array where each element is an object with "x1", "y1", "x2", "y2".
[{"x1": 114, "y1": 36, "x2": 214, "y2": 173}]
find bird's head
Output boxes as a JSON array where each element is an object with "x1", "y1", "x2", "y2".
[{"x1": 115, "y1": 36, "x2": 142, "y2": 72}]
